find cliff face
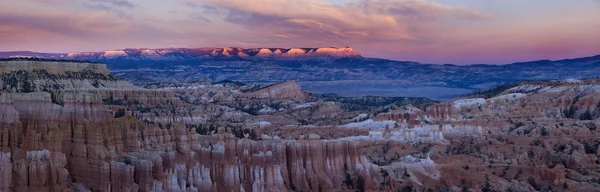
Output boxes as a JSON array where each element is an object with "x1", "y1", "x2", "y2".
[
  {"x1": 0, "y1": 108, "x2": 377, "y2": 191},
  {"x1": 0, "y1": 60, "x2": 109, "y2": 75}
]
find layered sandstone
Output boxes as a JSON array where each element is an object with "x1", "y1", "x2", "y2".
[{"x1": 0, "y1": 60, "x2": 109, "y2": 75}]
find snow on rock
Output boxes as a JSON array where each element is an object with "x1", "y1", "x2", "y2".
[
  {"x1": 293, "y1": 102, "x2": 315, "y2": 109},
  {"x1": 261, "y1": 134, "x2": 272, "y2": 140},
  {"x1": 26, "y1": 149, "x2": 50, "y2": 160},
  {"x1": 256, "y1": 121, "x2": 272, "y2": 127},
  {"x1": 339, "y1": 119, "x2": 396, "y2": 129},
  {"x1": 71, "y1": 183, "x2": 93, "y2": 192},
  {"x1": 100, "y1": 50, "x2": 128, "y2": 58},
  {"x1": 258, "y1": 107, "x2": 276, "y2": 114},
  {"x1": 49, "y1": 47, "x2": 362, "y2": 61},
  {"x1": 563, "y1": 78, "x2": 583, "y2": 83},
  {"x1": 308, "y1": 134, "x2": 321, "y2": 140},
  {"x1": 335, "y1": 127, "x2": 445, "y2": 144},
  {"x1": 399, "y1": 105, "x2": 423, "y2": 114},
  {"x1": 66, "y1": 52, "x2": 98, "y2": 58},
  {"x1": 490, "y1": 93, "x2": 526, "y2": 102},
  {"x1": 452, "y1": 98, "x2": 485, "y2": 109},
  {"x1": 388, "y1": 155, "x2": 440, "y2": 181},
  {"x1": 313, "y1": 47, "x2": 359, "y2": 57},
  {"x1": 351, "y1": 113, "x2": 370, "y2": 121},
  {"x1": 261, "y1": 134, "x2": 280, "y2": 140},
  {"x1": 507, "y1": 85, "x2": 545, "y2": 93},
  {"x1": 141, "y1": 49, "x2": 158, "y2": 56}
]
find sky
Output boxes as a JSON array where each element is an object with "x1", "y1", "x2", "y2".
[{"x1": 1, "y1": 0, "x2": 599, "y2": 64}]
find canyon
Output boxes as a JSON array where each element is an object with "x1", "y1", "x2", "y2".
[
  {"x1": 0, "y1": 58, "x2": 599, "y2": 192},
  {"x1": 2, "y1": 49, "x2": 599, "y2": 101}
]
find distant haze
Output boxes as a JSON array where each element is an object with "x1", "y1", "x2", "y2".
[{"x1": 1, "y1": 0, "x2": 599, "y2": 64}]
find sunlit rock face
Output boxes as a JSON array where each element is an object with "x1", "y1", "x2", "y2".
[{"x1": 24, "y1": 47, "x2": 363, "y2": 61}]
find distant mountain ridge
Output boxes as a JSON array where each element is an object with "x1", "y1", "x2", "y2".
[
  {"x1": 0, "y1": 48, "x2": 599, "y2": 101},
  {"x1": 1, "y1": 47, "x2": 361, "y2": 61}
]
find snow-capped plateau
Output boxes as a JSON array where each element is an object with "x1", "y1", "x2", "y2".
[{"x1": 24, "y1": 47, "x2": 362, "y2": 61}]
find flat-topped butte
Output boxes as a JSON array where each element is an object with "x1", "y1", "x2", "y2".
[{"x1": 0, "y1": 58, "x2": 109, "y2": 75}]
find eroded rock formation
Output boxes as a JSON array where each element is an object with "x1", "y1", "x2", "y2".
[
  {"x1": 0, "y1": 59, "x2": 383, "y2": 191},
  {"x1": 3, "y1": 59, "x2": 600, "y2": 191}
]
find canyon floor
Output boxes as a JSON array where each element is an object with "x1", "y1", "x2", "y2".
[{"x1": 0, "y1": 58, "x2": 599, "y2": 192}]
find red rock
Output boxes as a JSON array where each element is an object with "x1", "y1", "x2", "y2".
[
  {"x1": 534, "y1": 164, "x2": 566, "y2": 186},
  {"x1": 0, "y1": 152, "x2": 12, "y2": 190}
]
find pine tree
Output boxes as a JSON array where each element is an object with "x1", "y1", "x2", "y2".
[
  {"x1": 357, "y1": 176, "x2": 365, "y2": 192},
  {"x1": 527, "y1": 176, "x2": 539, "y2": 190},
  {"x1": 482, "y1": 174, "x2": 492, "y2": 192},
  {"x1": 460, "y1": 178, "x2": 469, "y2": 192}
]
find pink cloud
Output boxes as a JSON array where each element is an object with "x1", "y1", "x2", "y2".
[
  {"x1": 186, "y1": 0, "x2": 497, "y2": 62},
  {"x1": 1, "y1": 0, "x2": 598, "y2": 64},
  {"x1": 355, "y1": 0, "x2": 491, "y2": 20}
]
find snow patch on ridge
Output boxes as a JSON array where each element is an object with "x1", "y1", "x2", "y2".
[
  {"x1": 293, "y1": 102, "x2": 315, "y2": 109},
  {"x1": 339, "y1": 119, "x2": 395, "y2": 129},
  {"x1": 507, "y1": 85, "x2": 545, "y2": 93},
  {"x1": 100, "y1": 50, "x2": 128, "y2": 58},
  {"x1": 452, "y1": 98, "x2": 485, "y2": 109},
  {"x1": 141, "y1": 49, "x2": 158, "y2": 56},
  {"x1": 351, "y1": 113, "x2": 369, "y2": 121},
  {"x1": 490, "y1": 93, "x2": 526, "y2": 102},
  {"x1": 256, "y1": 121, "x2": 272, "y2": 127},
  {"x1": 563, "y1": 78, "x2": 583, "y2": 83}
]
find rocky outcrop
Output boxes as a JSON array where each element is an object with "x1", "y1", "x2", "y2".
[
  {"x1": 240, "y1": 81, "x2": 308, "y2": 100},
  {"x1": 1, "y1": 150, "x2": 70, "y2": 191},
  {"x1": 533, "y1": 164, "x2": 566, "y2": 187},
  {"x1": 425, "y1": 103, "x2": 459, "y2": 120},
  {"x1": 373, "y1": 105, "x2": 423, "y2": 127},
  {"x1": 0, "y1": 61, "x2": 180, "y2": 108},
  {"x1": 0, "y1": 59, "x2": 109, "y2": 75},
  {"x1": 0, "y1": 152, "x2": 11, "y2": 191}
]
